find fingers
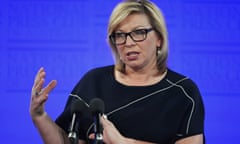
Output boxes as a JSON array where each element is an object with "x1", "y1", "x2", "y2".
[
  {"x1": 88, "y1": 115, "x2": 109, "y2": 140},
  {"x1": 100, "y1": 114, "x2": 111, "y2": 127},
  {"x1": 99, "y1": 115, "x2": 125, "y2": 144},
  {"x1": 88, "y1": 133, "x2": 95, "y2": 139},
  {"x1": 100, "y1": 114, "x2": 115, "y2": 134},
  {"x1": 34, "y1": 78, "x2": 45, "y2": 96},
  {"x1": 33, "y1": 67, "x2": 45, "y2": 88},
  {"x1": 39, "y1": 80, "x2": 57, "y2": 106},
  {"x1": 32, "y1": 67, "x2": 57, "y2": 97},
  {"x1": 30, "y1": 67, "x2": 57, "y2": 118},
  {"x1": 41, "y1": 80, "x2": 57, "y2": 97}
]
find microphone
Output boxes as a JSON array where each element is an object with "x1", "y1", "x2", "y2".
[
  {"x1": 68, "y1": 99, "x2": 87, "y2": 144},
  {"x1": 89, "y1": 98, "x2": 105, "y2": 144}
]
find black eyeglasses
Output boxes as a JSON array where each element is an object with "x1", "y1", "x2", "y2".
[{"x1": 109, "y1": 28, "x2": 154, "y2": 45}]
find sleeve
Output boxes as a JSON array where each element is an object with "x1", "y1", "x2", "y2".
[{"x1": 175, "y1": 79, "x2": 205, "y2": 141}]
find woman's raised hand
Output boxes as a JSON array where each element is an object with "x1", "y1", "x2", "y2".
[{"x1": 29, "y1": 67, "x2": 57, "y2": 120}]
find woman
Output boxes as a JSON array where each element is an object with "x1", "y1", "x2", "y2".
[{"x1": 30, "y1": 0, "x2": 205, "y2": 144}]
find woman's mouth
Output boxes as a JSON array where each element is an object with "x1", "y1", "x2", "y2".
[{"x1": 126, "y1": 52, "x2": 139, "y2": 60}]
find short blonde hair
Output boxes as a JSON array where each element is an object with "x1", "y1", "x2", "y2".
[{"x1": 107, "y1": 0, "x2": 168, "y2": 73}]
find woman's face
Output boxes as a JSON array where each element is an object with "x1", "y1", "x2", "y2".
[{"x1": 115, "y1": 13, "x2": 161, "y2": 71}]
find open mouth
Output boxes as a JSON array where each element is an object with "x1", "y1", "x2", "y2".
[
  {"x1": 127, "y1": 51, "x2": 139, "y2": 56},
  {"x1": 126, "y1": 51, "x2": 140, "y2": 60}
]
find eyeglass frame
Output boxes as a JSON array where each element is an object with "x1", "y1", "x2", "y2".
[{"x1": 109, "y1": 28, "x2": 154, "y2": 45}]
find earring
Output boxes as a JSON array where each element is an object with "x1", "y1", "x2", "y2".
[{"x1": 157, "y1": 49, "x2": 161, "y2": 56}]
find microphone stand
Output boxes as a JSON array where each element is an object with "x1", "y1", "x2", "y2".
[
  {"x1": 68, "y1": 113, "x2": 79, "y2": 144},
  {"x1": 94, "y1": 113, "x2": 103, "y2": 144}
]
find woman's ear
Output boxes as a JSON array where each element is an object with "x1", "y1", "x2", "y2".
[{"x1": 157, "y1": 39, "x2": 162, "y2": 48}]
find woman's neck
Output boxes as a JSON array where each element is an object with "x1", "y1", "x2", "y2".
[{"x1": 115, "y1": 66, "x2": 167, "y2": 86}]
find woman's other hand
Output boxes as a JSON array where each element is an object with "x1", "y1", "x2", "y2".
[{"x1": 29, "y1": 67, "x2": 57, "y2": 121}]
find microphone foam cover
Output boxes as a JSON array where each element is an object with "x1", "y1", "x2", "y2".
[
  {"x1": 89, "y1": 98, "x2": 105, "y2": 114},
  {"x1": 70, "y1": 99, "x2": 87, "y2": 115}
]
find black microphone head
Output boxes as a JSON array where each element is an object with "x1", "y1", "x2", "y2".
[
  {"x1": 70, "y1": 99, "x2": 88, "y2": 115},
  {"x1": 89, "y1": 98, "x2": 105, "y2": 115}
]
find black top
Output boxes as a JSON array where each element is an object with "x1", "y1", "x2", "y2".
[{"x1": 55, "y1": 65, "x2": 205, "y2": 144}]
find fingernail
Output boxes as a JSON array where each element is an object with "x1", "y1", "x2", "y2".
[{"x1": 103, "y1": 114, "x2": 107, "y2": 120}]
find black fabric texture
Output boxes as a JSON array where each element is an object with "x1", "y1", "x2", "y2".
[{"x1": 55, "y1": 65, "x2": 205, "y2": 144}]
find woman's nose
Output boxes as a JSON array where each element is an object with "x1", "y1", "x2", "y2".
[{"x1": 125, "y1": 35, "x2": 136, "y2": 46}]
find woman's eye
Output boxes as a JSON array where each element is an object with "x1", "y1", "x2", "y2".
[
  {"x1": 115, "y1": 33, "x2": 125, "y2": 38},
  {"x1": 133, "y1": 29, "x2": 145, "y2": 35}
]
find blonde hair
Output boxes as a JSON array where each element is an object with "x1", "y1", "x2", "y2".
[{"x1": 107, "y1": 0, "x2": 168, "y2": 73}]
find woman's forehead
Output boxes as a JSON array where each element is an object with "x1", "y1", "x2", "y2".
[{"x1": 116, "y1": 13, "x2": 151, "y2": 31}]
